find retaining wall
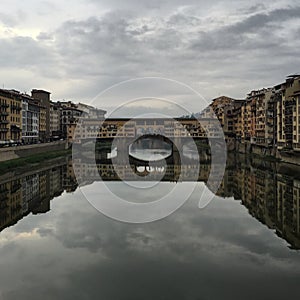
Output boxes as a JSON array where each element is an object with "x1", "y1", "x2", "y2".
[{"x1": 0, "y1": 141, "x2": 68, "y2": 162}]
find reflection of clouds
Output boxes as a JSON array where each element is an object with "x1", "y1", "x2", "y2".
[{"x1": 0, "y1": 188, "x2": 300, "y2": 299}]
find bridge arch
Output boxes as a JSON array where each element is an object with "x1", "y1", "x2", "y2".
[{"x1": 129, "y1": 134, "x2": 176, "y2": 162}]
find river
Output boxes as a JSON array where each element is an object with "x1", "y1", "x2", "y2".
[{"x1": 0, "y1": 152, "x2": 299, "y2": 299}]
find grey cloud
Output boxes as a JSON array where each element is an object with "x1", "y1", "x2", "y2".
[
  {"x1": 190, "y1": 6, "x2": 300, "y2": 52},
  {"x1": 1, "y1": 1, "x2": 300, "y2": 105},
  {"x1": 0, "y1": 13, "x2": 18, "y2": 27},
  {"x1": 36, "y1": 31, "x2": 54, "y2": 41},
  {"x1": 230, "y1": 6, "x2": 300, "y2": 34},
  {"x1": 0, "y1": 36, "x2": 54, "y2": 67},
  {"x1": 241, "y1": 3, "x2": 267, "y2": 14}
]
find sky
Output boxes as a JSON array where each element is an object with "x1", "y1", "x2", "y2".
[{"x1": 0, "y1": 0, "x2": 300, "y2": 113}]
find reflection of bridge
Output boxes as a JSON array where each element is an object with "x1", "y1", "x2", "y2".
[
  {"x1": 1, "y1": 153, "x2": 300, "y2": 249},
  {"x1": 73, "y1": 159, "x2": 213, "y2": 183},
  {"x1": 72, "y1": 154, "x2": 300, "y2": 249}
]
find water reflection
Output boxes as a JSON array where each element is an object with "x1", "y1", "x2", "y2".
[
  {"x1": 0, "y1": 154, "x2": 300, "y2": 249},
  {"x1": 0, "y1": 157, "x2": 75, "y2": 232},
  {"x1": 129, "y1": 137, "x2": 172, "y2": 161}
]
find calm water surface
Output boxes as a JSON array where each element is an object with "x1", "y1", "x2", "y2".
[{"x1": 0, "y1": 154, "x2": 300, "y2": 299}]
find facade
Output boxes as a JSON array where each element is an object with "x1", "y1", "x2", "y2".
[
  {"x1": 294, "y1": 92, "x2": 300, "y2": 151},
  {"x1": 61, "y1": 106, "x2": 83, "y2": 139},
  {"x1": 204, "y1": 74, "x2": 300, "y2": 156},
  {"x1": 31, "y1": 89, "x2": 51, "y2": 141},
  {"x1": 0, "y1": 91, "x2": 10, "y2": 142},
  {"x1": 1, "y1": 88, "x2": 106, "y2": 146},
  {"x1": 50, "y1": 102, "x2": 62, "y2": 138},
  {"x1": 275, "y1": 75, "x2": 300, "y2": 151},
  {"x1": 8, "y1": 91, "x2": 22, "y2": 142},
  {"x1": 233, "y1": 101, "x2": 243, "y2": 140},
  {"x1": 0, "y1": 89, "x2": 22, "y2": 143},
  {"x1": 245, "y1": 88, "x2": 276, "y2": 147},
  {"x1": 71, "y1": 118, "x2": 223, "y2": 144},
  {"x1": 21, "y1": 94, "x2": 40, "y2": 143},
  {"x1": 39, "y1": 106, "x2": 47, "y2": 141},
  {"x1": 77, "y1": 103, "x2": 106, "y2": 119}
]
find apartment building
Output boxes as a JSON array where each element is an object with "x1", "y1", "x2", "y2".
[
  {"x1": 0, "y1": 89, "x2": 22, "y2": 143},
  {"x1": 294, "y1": 91, "x2": 300, "y2": 151},
  {"x1": 31, "y1": 89, "x2": 51, "y2": 141},
  {"x1": 39, "y1": 105, "x2": 47, "y2": 141},
  {"x1": 0, "y1": 91, "x2": 9, "y2": 142},
  {"x1": 247, "y1": 88, "x2": 276, "y2": 147},
  {"x1": 233, "y1": 102, "x2": 243, "y2": 140},
  {"x1": 50, "y1": 102, "x2": 62, "y2": 138},
  {"x1": 275, "y1": 75, "x2": 300, "y2": 151},
  {"x1": 21, "y1": 94, "x2": 40, "y2": 143},
  {"x1": 61, "y1": 105, "x2": 83, "y2": 139}
]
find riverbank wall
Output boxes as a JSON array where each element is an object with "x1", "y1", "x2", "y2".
[
  {"x1": 233, "y1": 140, "x2": 300, "y2": 165},
  {"x1": 0, "y1": 141, "x2": 68, "y2": 162}
]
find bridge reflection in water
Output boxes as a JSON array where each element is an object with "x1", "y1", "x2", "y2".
[
  {"x1": 129, "y1": 136, "x2": 173, "y2": 162},
  {"x1": 0, "y1": 153, "x2": 300, "y2": 249}
]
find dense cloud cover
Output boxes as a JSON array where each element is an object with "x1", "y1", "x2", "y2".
[{"x1": 0, "y1": 0, "x2": 299, "y2": 112}]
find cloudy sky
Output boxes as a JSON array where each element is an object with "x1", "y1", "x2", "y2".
[{"x1": 1, "y1": 0, "x2": 300, "y2": 112}]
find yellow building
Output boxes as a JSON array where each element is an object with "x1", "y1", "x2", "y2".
[
  {"x1": 0, "y1": 89, "x2": 22, "y2": 143},
  {"x1": 0, "y1": 92, "x2": 9, "y2": 142},
  {"x1": 39, "y1": 105, "x2": 47, "y2": 141}
]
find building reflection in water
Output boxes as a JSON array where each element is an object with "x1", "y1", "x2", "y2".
[{"x1": 0, "y1": 153, "x2": 300, "y2": 249}]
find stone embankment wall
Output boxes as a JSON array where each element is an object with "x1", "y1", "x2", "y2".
[
  {"x1": 234, "y1": 141, "x2": 300, "y2": 165},
  {"x1": 0, "y1": 141, "x2": 68, "y2": 162}
]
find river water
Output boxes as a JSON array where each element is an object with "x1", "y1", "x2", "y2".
[{"x1": 0, "y1": 153, "x2": 300, "y2": 299}]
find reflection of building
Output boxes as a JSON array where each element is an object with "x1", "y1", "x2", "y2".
[
  {"x1": 0, "y1": 179, "x2": 23, "y2": 230},
  {"x1": 0, "y1": 158, "x2": 68, "y2": 232},
  {"x1": 215, "y1": 154, "x2": 300, "y2": 249},
  {"x1": 0, "y1": 152, "x2": 300, "y2": 250}
]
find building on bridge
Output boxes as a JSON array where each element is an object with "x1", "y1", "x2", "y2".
[{"x1": 70, "y1": 117, "x2": 224, "y2": 144}]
